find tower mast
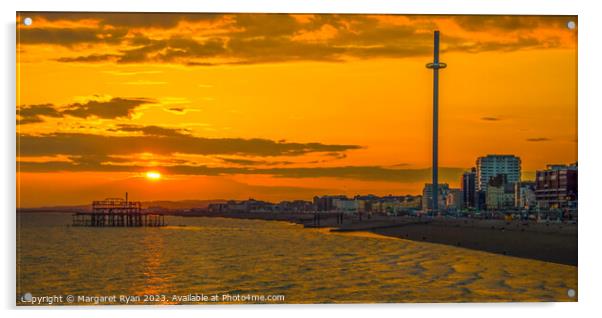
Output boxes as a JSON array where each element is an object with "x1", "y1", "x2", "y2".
[{"x1": 426, "y1": 31, "x2": 447, "y2": 214}]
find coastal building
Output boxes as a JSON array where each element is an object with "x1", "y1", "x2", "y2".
[
  {"x1": 446, "y1": 188, "x2": 464, "y2": 211},
  {"x1": 371, "y1": 195, "x2": 422, "y2": 215},
  {"x1": 476, "y1": 190, "x2": 487, "y2": 211},
  {"x1": 461, "y1": 168, "x2": 477, "y2": 209},
  {"x1": 515, "y1": 181, "x2": 536, "y2": 210},
  {"x1": 313, "y1": 195, "x2": 348, "y2": 211},
  {"x1": 353, "y1": 195, "x2": 379, "y2": 213},
  {"x1": 356, "y1": 199, "x2": 368, "y2": 213},
  {"x1": 333, "y1": 198, "x2": 358, "y2": 213},
  {"x1": 535, "y1": 163, "x2": 578, "y2": 209},
  {"x1": 276, "y1": 200, "x2": 314, "y2": 212},
  {"x1": 208, "y1": 203, "x2": 228, "y2": 213},
  {"x1": 476, "y1": 155, "x2": 521, "y2": 192},
  {"x1": 399, "y1": 195, "x2": 422, "y2": 211},
  {"x1": 313, "y1": 194, "x2": 423, "y2": 214},
  {"x1": 209, "y1": 199, "x2": 275, "y2": 213},
  {"x1": 245, "y1": 199, "x2": 275, "y2": 212},
  {"x1": 354, "y1": 194, "x2": 380, "y2": 201},
  {"x1": 422, "y1": 183, "x2": 450, "y2": 211},
  {"x1": 224, "y1": 200, "x2": 247, "y2": 212},
  {"x1": 485, "y1": 174, "x2": 516, "y2": 210}
]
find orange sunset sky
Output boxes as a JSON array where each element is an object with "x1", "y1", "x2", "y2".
[{"x1": 16, "y1": 13, "x2": 577, "y2": 207}]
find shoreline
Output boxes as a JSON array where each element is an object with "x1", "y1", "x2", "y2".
[
  {"x1": 21, "y1": 210, "x2": 576, "y2": 266},
  {"x1": 175, "y1": 211, "x2": 577, "y2": 266}
]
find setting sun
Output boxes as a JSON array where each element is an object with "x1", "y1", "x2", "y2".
[{"x1": 145, "y1": 171, "x2": 162, "y2": 180}]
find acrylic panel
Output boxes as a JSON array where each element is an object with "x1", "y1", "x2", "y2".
[{"x1": 16, "y1": 12, "x2": 578, "y2": 305}]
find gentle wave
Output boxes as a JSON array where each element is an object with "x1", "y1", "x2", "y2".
[{"x1": 17, "y1": 213, "x2": 577, "y2": 304}]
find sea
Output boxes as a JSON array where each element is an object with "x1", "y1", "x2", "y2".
[{"x1": 16, "y1": 213, "x2": 577, "y2": 305}]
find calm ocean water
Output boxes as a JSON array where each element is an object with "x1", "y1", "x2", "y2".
[{"x1": 17, "y1": 213, "x2": 577, "y2": 304}]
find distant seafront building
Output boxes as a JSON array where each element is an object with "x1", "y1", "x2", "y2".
[
  {"x1": 277, "y1": 200, "x2": 314, "y2": 212},
  {"x1": 372, "y1": 195, "x2": 422, "y2": 215},
  {"x1": 461, "y1": 168, "x2": 477, "y2": 209},
  {"x1": 535, "y1": 163, "x2": 578, "y2": 209},
  {"x1": 313, "y1": 194, "x2": 422, "y2": 215},
  {"x1": 476, "y1": 155, "x2": 521, "y2": 192},
  {"x1": 515, "y1": 181, "x2": 537, "y2": 210},
  {"x1": 210, "y1": 198, "x2": 275, "y2": 213},
  {"x1": 445, "y1": 188, "x2": 464, "y2": 211},
  {"x1": 333, "y1": 197, "x2": 358, "y2": 213},
  {"x1": 422, "y1": 183, "x2": 450, "y2": 211},
  {"x1": 485, "y1": 174, "x2": 515, "y2": 210},
  {"x1": 313, "y1": 195, "x2": 347, "y2": 211}
]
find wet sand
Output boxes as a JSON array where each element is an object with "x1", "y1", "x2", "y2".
[
  {"x1": 369, "y1": 219, "x2": 577, "y2": 266},
  {"x1": 177, "y1": 211, "x2": 577, "y2": 266}
]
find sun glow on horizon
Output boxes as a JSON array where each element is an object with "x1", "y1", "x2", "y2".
[{"x1": 145, "y1": 171, "x2": 162, "y2": 181}]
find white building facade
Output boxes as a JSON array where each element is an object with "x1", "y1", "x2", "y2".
[
  {"x1": 422, "y1": 183, "x2": 450, "y2": 211},
  {"x1": 476, "y1": 155, "x2": 521, "y2": 192},
  {"x1": 333, "y1": 198, "x2": 358, "y2": 213}
]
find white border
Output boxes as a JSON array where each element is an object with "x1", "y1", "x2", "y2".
[
  {"x1": 2, "y1": 0, "x2": 601, "y2": 317},
  {"x1": 7, "y1": 0, "x2": 582, "y2": 15}
]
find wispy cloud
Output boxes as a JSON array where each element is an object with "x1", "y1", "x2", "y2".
[
  {"x1": 217, "y1": 157, "x2": 295, "y2": 166},
  {"x1": 526, "y1": 137, "x2": 551, "y2": 142},
  {"x1": 102, "y1": 70, "x2": 163, "y2": 76},
  {"x1": 118, "y1": 80, "x2": 168, "y2": 86},
  {"x1": 481, "y1": 116, "x2": 501, "y2": 121}
]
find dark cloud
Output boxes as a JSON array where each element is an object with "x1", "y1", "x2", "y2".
[
  {"x1": 261, "y1": 166, "x2": 465, "y2": 182},
  {"x1": 167, "y1": 107, "x2": 185, "y2": 113},
  {"x1": 225, "y1": 36, "x2": 345, "y2": 64},
  {"x1": 116, "y1": 37, "x2": 227, "y2": 64},
  {"x1": 17, "y1": 104, "x2": 62, "y2": 125},
  {"x1": 452, "y1": 15, "x2": 571, "y2": 32},
  {"x1": 35, "y1": 13, "x2": 570, "y2": 35},
  {"x1": 19, "y1": 13, "x2": 574, "y2": 66},
  {"x1": 17, "y1": 98, "x2": 155, "y2": 125},
  {"x1": 234, "y1": 14, "x2": 301, "y2": 37},
  {"x1": 324, "y1": 152, "x2": 347, "y2": 160},
  {"x1": 18, "y1": 27, "x2": 128, "y2": 46},
  {"x1": 108, "y1": 124, "x2": 190, "y2": 137},
  {"x1": 62, "y1": 97, "x2": 154, "y2": 119},
  {"x1": 56, "y1": 54, "x2": 120, "y2": 63},
  {"x1": 17, "y1": 132, "x2": 362, "y2": 157},
  {"x1": 61, "y1": 154, "x2": 189, "y2": 167},
  {"x1": 526, "y1": 137, "x2": 551, "y2": 142},
  {"x1": 454, "y1": 36, "x2": 546, "y2": 54},
  {"x1": 218, "y1": 157, "x2": 294, "y2": 166},
  {"x1": 481, "y1": 116, "x2": 501, "y2": 121},
  {"x1": 17, "y1": 117, "x2": 44, "y2": 125},
  {"x1": 17, "y1": 158, "x2": 464, "y2": 183},
  {"x1": 21, "y1": 12, "x2": 224, "y2": 29},
  {"x1": 97, "y1": 13, "x2": 223, "y2": 28}
]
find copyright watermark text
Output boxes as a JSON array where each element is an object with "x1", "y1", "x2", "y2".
[{"x1": 18, "y1": 292, "x2": 286, "y2": 305}]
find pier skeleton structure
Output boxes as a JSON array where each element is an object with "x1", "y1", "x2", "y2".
[
  {"x1": 426, "y1": 30, "x2": 447, "y2": 214},
  {"x1": 72, "y1": 193, "x2": 166, "y2": 227}
]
